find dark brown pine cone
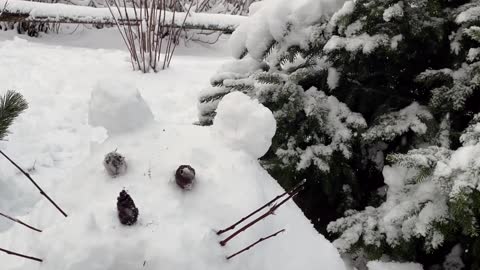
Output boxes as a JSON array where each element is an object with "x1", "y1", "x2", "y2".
[
  {"x1": 175, "y1": 165, "x2": 196, "y2": 190},
  {"x1": 117, "y1": 190, "x2": 139, "y2": 225}
]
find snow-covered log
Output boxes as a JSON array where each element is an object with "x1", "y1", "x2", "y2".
[{"x1": 0, "y1": 0, "x2": 246, "y2": 33}]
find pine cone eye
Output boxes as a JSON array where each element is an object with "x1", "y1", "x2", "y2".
[
  {"x1": 175, "y1": 165, "x2": 196, "y2": 190},
  {"x1": 104, "y1": 151, "x2": 127, "y2": 177}
]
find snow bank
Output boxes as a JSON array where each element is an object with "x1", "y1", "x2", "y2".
[
  {"x1": 367, "y1": 261, "x2": 423, "y2": 270},
  {"x1": 213, "y1": 92, "x2": 276, "y2": 158},
  {"x1": 88, "y1": 79, "x2": 154, "y2": 135},
  {"x1": 1, "y1": 121, "x2": 345, "y2": 270},
  {"x1": 0, "y1": 0, "x2": 247, "y2": 32}
]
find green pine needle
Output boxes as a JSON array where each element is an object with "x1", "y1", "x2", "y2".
[{"x1": 0, "y1": 90, "x2": 28, "y2": 140}]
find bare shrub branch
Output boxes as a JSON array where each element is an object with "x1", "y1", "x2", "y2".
[{"x1": 107, "y1": 0, "x2": 193, "y2": 72}]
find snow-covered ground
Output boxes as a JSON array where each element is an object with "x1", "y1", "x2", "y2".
[
  {"x1": 0, "y1": 27, "x2": 228, "y2": 228},
  {"x1": 0, "y1": 28, "x2": 346, "y2": 269}
]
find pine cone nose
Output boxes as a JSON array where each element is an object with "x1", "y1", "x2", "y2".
[{"x1": 116, "y1": 190, "x2": 139, "y2": 225}]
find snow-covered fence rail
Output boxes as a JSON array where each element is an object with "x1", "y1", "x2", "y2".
[{"x1": 0, "y1": 0, "x2": 247, "y2": 33}]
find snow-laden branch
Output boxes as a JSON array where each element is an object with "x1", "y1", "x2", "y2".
[{"x1": 0, "y1": 0, "x2": 247, "y2": 33}]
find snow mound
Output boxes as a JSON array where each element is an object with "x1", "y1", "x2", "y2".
[
  {"x1": 88, "y1": 80, "x2": 154, "y2": 135},
  {"x1": 0, "y1": 122, "x2": 345, "y2": 270},
  {"x1": 367, "y1": 261, "x2": 423, "y2": 270},
  {"x1": 213, "y1": 92, "x2": 276, "y2": 158}
]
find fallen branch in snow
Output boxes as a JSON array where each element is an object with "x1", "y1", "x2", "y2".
[
  {"x1": 0, "y1": 150, "x2": 68, "y2": 218},
  {"x1": 0, "y1": 211, "x2": 42, "y2": 233},
  {"x1": 219, "y1": 181, "x2": 305, "y2": 246},
  {"x1": 217, "y1": 179, "x2": 306, "y2": 235},
  {"x1": 226, "y1": 229, "x2": 285, "y2": 260},
  {"x1": 0, "y1": 247, "x2": 43, "y2": 262},
  {"x1": 0, "y1": 0, "x2": 246, "y2": 33}
]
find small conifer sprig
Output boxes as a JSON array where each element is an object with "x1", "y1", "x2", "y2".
[{"x1": 0, "y1": 90, "x2": 28, "y2": 140}]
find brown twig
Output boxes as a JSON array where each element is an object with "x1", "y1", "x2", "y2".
[
  {"x1": 217, "y1": 179, "x2": 306, "y2": 235},
  {"x1": 0, "y1": 247, "x2": 43, "y2": 262},
  {"x1": 166, "y1": 0, "x2": 193, "y2": 67},
  {"x1": 219, "y1": 182, "x2": 304, "y2": 246},
  {"x1": 105, "y1": 0, "x2": 195, "y2": 72},
  {"x1": 105, "y1": 0, "x2": 136, "y2": 69},
  {"x1": 0, "y1": 150, "x2": 68, "y2": 217},
  {"x1": 226, "y1": 229, "x2": 285, "y2": 260},
  {"x1": 0, "y1": 211, "x2": 42, "y2": 233}
]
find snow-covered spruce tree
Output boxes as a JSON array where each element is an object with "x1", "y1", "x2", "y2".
[
  {"x1": 327, "y1": 1, "x2": 480, "y2": 267},
  {"x1": 199, "y1": 0, "x2": 374, "y2": 233},
  {"x1": 199, "y1": 0, "x2": 480, "y2": 267}
]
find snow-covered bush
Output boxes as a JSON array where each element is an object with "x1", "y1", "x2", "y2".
[{"x1": 106, "y1": 0, "x2": 194, "y2": 72}]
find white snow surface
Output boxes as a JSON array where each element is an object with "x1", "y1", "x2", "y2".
[
  {"x1": 213, "y1": 92, "x2": 276, "y2": 158},
  {"x1": 367, "y1": 261, "x2": 423, "y2": 270},
  {"x1": 0, "y1": 28, "x2": 346, "y2": 270},
  {"x1": 89, "y1": 79, "x2": 154, "y2": 135}
]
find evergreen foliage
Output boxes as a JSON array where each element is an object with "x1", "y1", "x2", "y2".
[
  {"x1": 198, "y1": 0, "x2": 480, "y2": 268},
  {"x1": 0, "y1": 90, "x2": 28, "y2": 140}
]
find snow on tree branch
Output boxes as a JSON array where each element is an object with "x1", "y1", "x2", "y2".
[{"x1": 363, "y1": 102, "x2": 433, "y2": 143}]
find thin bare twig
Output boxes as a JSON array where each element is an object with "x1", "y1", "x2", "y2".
[
  {"x1": 219, "y1": 183, "x2": 304, "y2": 246},
  {"x1": 0, "y1": 150, "x2": 68, "y2": 217},
  {"x1": 105, "y1": 0, "x2": 136, "y2": 69},
  {"x1": 226, "y1": 229, "x2": 285, "y2": 260},
  {"x1": 0, "y1": 247, "x2": 43, "y2": 262},
  {"x1": 0, "y1": 211, "x2": 42, "y2": 233},
  {"x1": 217, "y1": 179, "x2": 306, "y2": 235},
  {"x1": 167, "y1": 0, "x2": 193, "y2": 67}
]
